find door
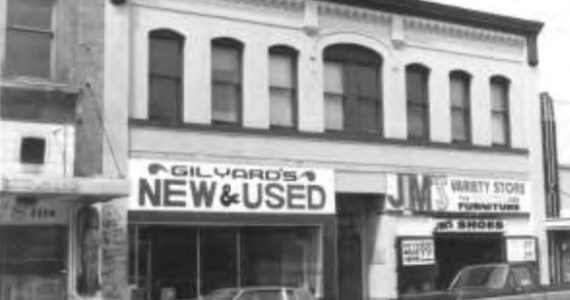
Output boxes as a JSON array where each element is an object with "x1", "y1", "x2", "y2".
[{"x1": 337, "y1": 235, "x2": 362, "y2": 300}]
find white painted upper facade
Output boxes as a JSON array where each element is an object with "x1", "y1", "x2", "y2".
[{"x1": 126, "y1": 0, "x2": 530, "y2": 148}]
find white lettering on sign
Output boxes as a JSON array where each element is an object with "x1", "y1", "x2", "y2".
[
  {"x1": 507, "y1": 238, "x2": 537, "y2": 262},
  {"x1": 401, "y1": 239, "x2": 435, "y2": 266},
  {"x1": 129, "y1": 159, "x2": 335, "y2": 214},
  {"x1": 435, "y1": 219, "x2": 505, "y2": 233},
  {"x1": 386, "y1": 175, "x2": 530, "y2": 214}
]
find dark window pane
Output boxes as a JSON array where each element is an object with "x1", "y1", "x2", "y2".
[
  {"x1": 20, "y1": 137, "x2": 46, "y2": 164},
  {"x1": 358, "y1": 98, "x2": 379, "y2": 133},
  {"x1": 149, "y1": 36, "x2": 182, "y2": 77},
  {"x1": 406, "y1": 68, "x2": 428, "y2": 104},
  {"x1": 325, "y1": 93, "x2": 344, "y2": 130},
  {"x1": 450, "y1": 75, "x2": 469, "y2": 108},
  {"x1": 352, "y1": 65, "x2": 379, "y2": 98},
  {"x1": 212, "y1": 46, "x2": 241, "y2": 83},
  {"x1": 212, "y1": 83, "x2": 240, "y2": 123},
  {"x1": 491, "y1": 82, "x2": 508, "y2": 111},
  {"x1": 7, "y1": 0, "x2": 54, "y2": 29},
  {"x1": 408, "y1": 106, "x2": 428, "y2": 139},
  {"x1": 406, "y1": 65, "x2": 429, "y2": 140},
  {"x1": 212, "y1": 42, "x2": 242, "y2": 124},
  {"x1": 492, "y1": 113, "x2": 507, "y2": 145},
  {"x1": 148, "y1": 31, "x2": 183, "y2": 122},
  {"x1": 270, "y1": 53, "x2": 294, "y2": 88},
  {"x1": 323, "y1": 45, "x2": 382, "y2": 134},
  {"x1": 149, "y1": 77, "x2": 180, "y2": 121},
  {"x1": 270, "y1": 51, "x2": 296, "y2": 127},
  {"x1": 451, "y1": 109, "x2": 467, "y2": 142},
  {"x1": 270, "y1": 88, "x2": 294, "y2": 127},
  {"x1": 5, "y1": 29, "x2": 51, "y2": 77},
  {"x1": 242, "y1": 227, "x2": 318, "y2": 290},
  {"x1": 201, "y1": 229, "x2": 238, "y2": 294},
  {"x1": 241, "y1": 290, "x2": 284, "y2": 300}
]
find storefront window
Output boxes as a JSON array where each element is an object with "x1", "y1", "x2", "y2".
[
  {"x1": 129, "y1": 226, "x2": 321, "y2": 300},
  {"x1": 0, "y1": 226, "x2": 67, "y2": 300}
]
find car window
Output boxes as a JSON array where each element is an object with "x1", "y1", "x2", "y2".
[
  {"x1": 451, "y1": 266, "x2": 508, "y2": 289},
  {"x1": 505, "y1": 272, "x2": 517, "y2": 289},
  {"x1": 285, "y1": 290, "x2": 297, "y2": 300},
  {"x1": 204, "y1": 289, "x2": 240, "y2": 300},
  {"x1": 240, "y1": 290, "x2": 284, "y2": 300},
  {"x1": 294, "y1": 289, "x2": 314, "y2": 300},
  {"x1": 511, "y1": 266, "x2": 535, "y2": 287}
]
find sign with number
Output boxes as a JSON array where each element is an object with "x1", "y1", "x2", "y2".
[
  {"x1": 507, "y1": 238, "x2": 536, "y2": 262},
  {"x1": 401, "y1": 238, "x2": 435, "y2": 266}
]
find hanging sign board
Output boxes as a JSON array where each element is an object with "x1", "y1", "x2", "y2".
[
  {"x1": 400, "y1": 238, "x2": 435, "y2": 266},
  {"x1": 129, "y1": 159, "x2": 335, "y2": 214},
  {"x1": 507, "y1": 238, "x2": 537, "y2": 262},
  {"x1": 386, "y1": 174, "x2": 530, "y2": 214},
  {"x1": 434, "y1": 219, "x2": 505, "y2": 233}
]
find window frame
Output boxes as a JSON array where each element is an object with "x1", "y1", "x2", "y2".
[
  {"x1": 323, "y1": 44, "x2": 383, "y2": 135},
  {"x1": 405, "y1": 64, "x2": 430, "y2": 141},
  {"x1": 211, "y1": 38, "x2": 244, "y2": 126},
  {"x1": 148, "y1": 29, "x2": 185, "y2": 123},
  {"x1": 268, "y1": 45, "x2": 298, "y2": 130},
  {"x1": 449, "y1": 71, "x2": 472, "y2": 144},
  {"x1": 490, "y1": 76, "x2": 511, "y2": 147},
  {"x1": 4, "y1": 0, "x2": 56, "y2": 78}
]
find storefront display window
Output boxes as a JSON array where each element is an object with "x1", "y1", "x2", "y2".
[
  {"x1": 129, "y1": 226, "x2": 321, "y2": 300},
  {"x1": 0, "y1": 226, "x2": 67, "y2": 300}
]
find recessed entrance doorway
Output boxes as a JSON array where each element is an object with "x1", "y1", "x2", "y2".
[{"x1": 434, "y1": 234, "x2": 505, "y2": 289}]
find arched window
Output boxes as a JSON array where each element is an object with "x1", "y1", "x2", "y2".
[
  {"x1": 449, "y1": 70, "x2": 472, "y2": 143},
  {"x1": 211, "y1": 38, "x2": 243, "y2": 125},
  {"x1": 323, "y1": 44, "x2": 383, "y2": 134},
  {"x1": 406, "y1": 64, "x2": 430, "y2": 140},
  {"x1": 269, "y1": 45, "x2": 298, "y2": 128},
  {"x1": 490, "y1": 76, "x2": 511, "y2": 146},
  {"x1": 148, "y1": 29, "x2": 184, "y2": 122}
]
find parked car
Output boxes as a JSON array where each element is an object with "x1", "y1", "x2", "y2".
[
  {"x1": 201, "y1": 286, "x2": 315, "y2": 300},
  {"x1": 400, "y1": 262, "x2": 570, "y2": 300}
]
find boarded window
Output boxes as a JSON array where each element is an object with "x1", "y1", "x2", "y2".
[
  {"x1": 269, "y1": 46, "x2": 297, "y2": 128},
  {"x1": 5, "y1": 0, "x2": 55, "y2": 77},
  {"x1": 20, "y1": 137, "x2": 46, "y2": 164},
  {"x1": 323, "y1": 44, "x2": 382, "y2": 134},
  {"x1": 406, "y1": 64, "x2": 430, "y2": 140},
  {"x1": 450, "y1": 71, "x2": 471, "y2": 143},
  {"x1": 148, "y1": 30, "x2": 184, "y2": 122},
  {"x1": 212, "y1": 38, "x2": 243, "y2": 125},
  {"x1": 491, "y1": 76, "x2": 510, "y2": 146}
]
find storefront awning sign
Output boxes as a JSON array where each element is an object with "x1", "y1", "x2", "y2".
[
  {"x1": 401, "y1": 238, "x2": 435, "y2": 266},
  {"x1": 434, "y1": 218, "x2": 505, "y2": 233},
  {"x1": 386, "y1": 174, "x2": 531, "y2": 214},
  {"x1": 129, "y1": 159, "x2": 335, "y2": 214}
]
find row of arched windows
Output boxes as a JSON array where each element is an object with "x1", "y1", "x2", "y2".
[{"x1": 147, "y1": 29, "x2": 511, "y2": 147}]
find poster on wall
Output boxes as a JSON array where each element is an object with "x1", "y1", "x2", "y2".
[
  {"x1": 385, "y1": 174, "x2": 530, "y2": 214},
  {"x1": 129, "y1": 159, "x2": 335, "y2": 214},
  {"x1": 507, "y1": 238, "x2": 537, "y2": 262},
  {"x1": 400, "y1": 238, "x2": 435, "y2": 266}
]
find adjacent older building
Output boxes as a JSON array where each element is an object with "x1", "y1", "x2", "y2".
[
  {"x1": 1, "y1": 0, "x2": 547, "y2": 300},
  {"x1": 0, "y1": 0, "x2": 129, "y2": 300}
]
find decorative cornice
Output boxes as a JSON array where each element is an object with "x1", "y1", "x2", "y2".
[
  {"x1": 318, "y1": 2, "x2": 392, "y2": 25},
  {"x1": 217, "y1": 0, "x2": 305, "y2": 12},
  {"x1": 404, "y1": 17, "x2": 526, "y2": 47}
]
